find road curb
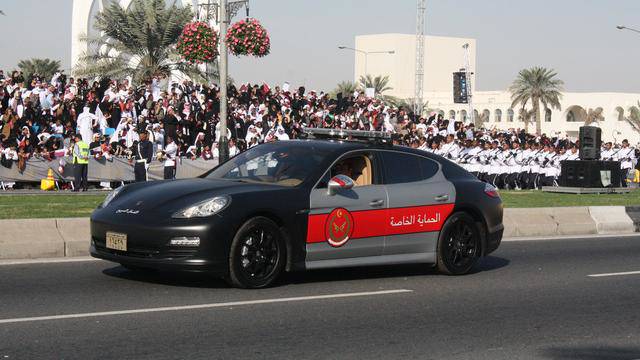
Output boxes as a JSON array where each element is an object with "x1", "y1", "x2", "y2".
[
  {"x1": 625, "y1": 206, "x2": 640, "y2": 232},
  {"x1": 0, "y1": 206, "x2": 638, "y2": 260}
]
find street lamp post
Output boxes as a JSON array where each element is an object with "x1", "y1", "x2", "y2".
[
  {"x1": 218, "y1": 0, "x2": 229, "y2": 163},
  {"x1": 338, "y1": 46, "x2": 395, "y2": 78},
  {"x1": 462, "y1": 43, "x2": 474, "y2": 126},
  {"x1": 617, "y1": 25, "x2": 640, "y2": 34},
  {"x1": 197, "y1": 0, "x2": 249, "y2": 163}
]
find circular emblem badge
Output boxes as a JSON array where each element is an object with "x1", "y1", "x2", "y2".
[{"x1": 325, "y1": 208, "x2": 354, "y2": 247}]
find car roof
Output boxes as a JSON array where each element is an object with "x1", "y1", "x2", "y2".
[{"x1": 284, "y1": 139, "x2": 443, "y2": 161}]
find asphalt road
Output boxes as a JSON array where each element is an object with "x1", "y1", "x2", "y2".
[{"x1": 1, "y1": 236, "x2": 640, "y2": 360}]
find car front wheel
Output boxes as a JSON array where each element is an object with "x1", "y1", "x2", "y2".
[
  {"x1": 227, "y1": 217, "x2": 286, "y2": 289},
  {"x1": 436, "y1": 212, "x2": 481, "y2": 275}
]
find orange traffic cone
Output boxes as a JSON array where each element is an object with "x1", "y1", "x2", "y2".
[{"x1": 47, "y1": 168, "x2": 54, "y2": 180}]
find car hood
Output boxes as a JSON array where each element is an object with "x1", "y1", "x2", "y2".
[{"x1": 104, "y1": 178, "x2": 277, "y2": 216}]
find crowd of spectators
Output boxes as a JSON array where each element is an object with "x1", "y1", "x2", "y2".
[{"x1": 0, "y1": 68, "x2": 637, "y2": 189}]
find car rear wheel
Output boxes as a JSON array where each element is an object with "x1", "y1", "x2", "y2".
[
  {"x1": 436, "y1": 212, "x2": 480, "y2": 275},
  {"x1": 227, "y1": 217, "x2": 286, "y2": 289}
]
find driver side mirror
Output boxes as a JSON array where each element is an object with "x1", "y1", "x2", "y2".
[{"x1": 327, "y1": 174, "x2": 354, "y2": 195}]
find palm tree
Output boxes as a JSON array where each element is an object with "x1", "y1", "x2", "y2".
[
  {"x1": 391, "y1": 98, "x2": 431, "y2": 115},
  {"x1": 509, "y1": 67, "x2": 564, "y2": 134},
  {"x1": 17, "y1": 58, "x2": 61, "y2": 80},
  {"x1": 584, "y1": 107, "x2": 604, "y2": 126},
  {"x1": 75, "y1": 0, "x2": 203, "y2": 85},
  {"x1": 331, "y1": 81, "x2": 359, "y2": 98},
  {"x1": 625, "y1": 102, "x2": 640, "y2": 132},
  {"x1": 358, "y1": 74, "x2": 393, "y2": 97}
]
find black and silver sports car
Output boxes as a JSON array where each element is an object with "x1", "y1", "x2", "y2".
[{"x1": 90, "y1": 129, "x2": 503, "y2": 288}]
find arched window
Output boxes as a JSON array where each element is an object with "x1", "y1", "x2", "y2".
[
  {"x1": 615, "y1": 106, "x2": 625, "y2": 121},
  {"x1": 507, "y1": 109, "x2": 514, "y2": 122},
  {"x1": 473, "y1": 110, "x2": 480, "y2": 121},
  {"x1": 545, "y1": 108, "x2": 552, "y2": 122},
  {"x1": 449, "y1": 110, "x2": 456, "y2": 120},
  {"x1": 566, "y1": 106, "x2": 587, "y2": 122},
  {"x1": 438, "y1": 110, "x2": 445, "y2": 117},
  {"x1": 494, "y1": 109, "x2": 502, "y2": 122},
  {"x1": 460, "y1": 110, "x2": 468, "y2": 122},
  {"x1": 482, "y1": 109, "x2": 490, "y2": 122}
]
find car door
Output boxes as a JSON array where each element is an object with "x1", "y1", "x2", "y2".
[
  {"x1": 378, "y1": 150, "x2": 456, "y2": 259},
  {"x1": 305, "y1": 151, "x2": 388, "y2": 268}
]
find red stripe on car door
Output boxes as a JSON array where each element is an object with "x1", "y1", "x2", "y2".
[{"x1": 306, "y1": 204, "x2": 455, "y2": 244}]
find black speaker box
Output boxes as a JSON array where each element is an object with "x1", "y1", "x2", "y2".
[
  {"x1": 579, "y1": 126, "x2": 602, "y2": 160},
  {"x1": 560, "y1": 160, "x2": 623, "y2": 187}
]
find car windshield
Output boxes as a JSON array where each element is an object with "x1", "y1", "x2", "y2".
[{"x1": 205, "y1": 142, "x2": 330, "y2": 187}]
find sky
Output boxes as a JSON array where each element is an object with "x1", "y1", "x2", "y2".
[{"x1": 1, "y1": 0, "x2": 640, "y2": 93}]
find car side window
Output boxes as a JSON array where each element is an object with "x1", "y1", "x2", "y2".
[
  {"x1": 419, "y1": 157, "x2": 439, "y2": 180},
  {"x1": 316, "y1": 153, "x2": 375, "y2": 189},
  {"x1": 381, "y1": 151, "x2": 439, "y2": 184}
]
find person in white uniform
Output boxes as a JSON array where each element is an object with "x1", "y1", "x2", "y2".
[
  {"x1": 162, "y1": 135, "x2": 178, "y2": 180},
  {"x1": 617, "y1": 139, "x2": 636, "y2": 187}
]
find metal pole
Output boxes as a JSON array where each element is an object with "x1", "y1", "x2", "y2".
[
  {"x1": 463, "y1": 43, "x2": 474, "y2": 126},
  {"x1": 414, "y1": 0, "x2": 426, "y2": 117},
  {"x1": 218, "y1": 0, "x2": 229, "y2": 162}
]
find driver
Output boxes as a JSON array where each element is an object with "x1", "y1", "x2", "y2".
[{"x1": 332, "y1": 160, "x2": 354, "y2": 179}]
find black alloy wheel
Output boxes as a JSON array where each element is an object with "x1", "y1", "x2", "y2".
[
  {"x1": 436, "y1": 212, "x2": 480, "y2": 275},
  {"x1": 228, "y1": 217, "x2": 286, "y2": 289}
]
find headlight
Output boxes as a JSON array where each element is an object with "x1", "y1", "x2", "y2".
[
  {"x1": 173, "y1": 196, "x2": 230, "y2": 218},
  {"x1": 102, "y1": 186, "x2": 124, "y2": 208}
]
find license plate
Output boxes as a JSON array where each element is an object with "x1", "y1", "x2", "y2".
[{"x1": 106, "y1": 232, "x2": 127, "y2": 251}]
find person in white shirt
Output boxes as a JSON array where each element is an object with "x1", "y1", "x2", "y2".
[
  {"x1": 504, "y1": 142, "x2": 521, "y2": 190},
  {"x1": 617, "y1": 139, "x2": 636, "y2": 187},
  {"x1": 486, "y1": 141, "x2": 502, "y2": 187},
  {"x1": 440, "y1": 135, "x2": 459, "y2": 161},
  {"x1": 162, "y1": 136, "x2": 178, "y2": 180},
  {"x1": 565, "y1": 145, "x2": 580, "y2": 161},
  {"x1": 466, "y1": 142, "x2": 483, "y2": 178},
  {"x1": 152, "y1": 123, "x2": 165, "y2": 151},
  {"x1": 228, "y1": 138, "x2": 240, "y2": 157},
  {"x1": 275, "y1": 126, "x2": 290, "y2": 141},
  {"x1": 600, "y1": 142, "x2": 615, "y2": 161},
  {"x1": 51, "y1": 119, "x2": 64, "y2": 135},
  {"x1": 76, "y1": 106, "x2": 97, "y2": 143}
]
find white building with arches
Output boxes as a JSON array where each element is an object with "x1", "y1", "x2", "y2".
[{"x1": 355, "y1": 33, "x2": 640, "y2": 144}]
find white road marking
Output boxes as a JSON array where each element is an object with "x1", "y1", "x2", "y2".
[
  {"x1": 0, "y1": 257, "x2": 100, "y2": 266},
  {"x1": 0, "y1": 289, "x2": 412, "y2": 325},
  {"x1": 504, "y1": 233, "x2": 640, "y2": 242},
  {"x1": 588, "y1": 270, "x2": 640, "y2": 278}
]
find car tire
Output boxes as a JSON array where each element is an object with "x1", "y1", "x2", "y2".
[
  {"x1": 227, "y1": 217, "x2": 286, "y2": 289},
  {"x1": 436, "y1": 212, "x2": 481, "y2": 275}
]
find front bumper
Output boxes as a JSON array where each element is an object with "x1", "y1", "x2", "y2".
[
  {"x1": 90, "y1": 244, "x2": 225, "y2": 273},
  {"x1": 90, "y1": 211, "x2": 237, "y2": 274}
]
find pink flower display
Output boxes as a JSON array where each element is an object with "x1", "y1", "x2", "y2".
[
  {"x1": 177, "y1": 21, "x2": 219, "y2": 63},
  {"x1": 226, "y1": 18, "x2": 271, "y2": 57}
]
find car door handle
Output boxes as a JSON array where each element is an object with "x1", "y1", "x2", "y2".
[
  {"x1": 369, "y1": 199, "x2": 385, "y2": 207},
  {"x1": 434, "y1": 194, "x2": 449, "y2": 202}
]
